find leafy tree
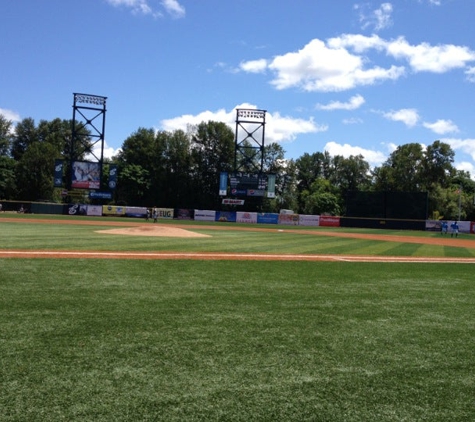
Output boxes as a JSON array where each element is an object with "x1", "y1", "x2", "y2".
[
  {"x1": 301, "y1": 178, "x2": 340, "y2": 215},
  {"x1": 15, "y1": 142, "x2": 58, "y2": 200},
  {"x1": 190, "y1": 121, "x2": 234, "y2": 209},
  {"x1": 10, "y1": 118, "x2": 37, "y2": 161}
]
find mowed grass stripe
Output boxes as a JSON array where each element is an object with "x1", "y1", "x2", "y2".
[{"x1": 1, "y1": 259, "x2": 474, "y2": 421}]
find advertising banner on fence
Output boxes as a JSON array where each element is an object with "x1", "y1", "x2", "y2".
[
  {"x1": 102, "y1": 205, "x2": 126, "y2": 216},
  {"x1": 298, "y1": 214, "x2": 320, "y2": 226},
  {"x1": 319, "y1": 215, "x2": 340, "y2": 227},
  {"x1": 157, "y1": 208, "x2": 174, "y2": 219},
  {"x1": 278, "y1": 214, "x2": 299, "y2": 225},
  {"x1": 86, "y1": 205, "x2": 103, "y2": 216},
  {"x1": 257, "y1": 213, "x2": 279, "y2": 224},
  {"x1": 175, "y1": 209, "x2": 194, "y2": 220},
  {"x1": 237, "y1": 211, "x2": 258, "y2": 224},
  {"x1": 216, "y1": 211, "x2": 237, "y2": 222},
  {"x1": 125, "y1": 207, "x2": 147, "y2": 218},
  {"x1": 194, "y1": 209, "x2": 216, "y2": 222}
]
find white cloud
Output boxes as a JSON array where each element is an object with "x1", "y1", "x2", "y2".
[
  {"x1": 105, "y1": 0, "x2": 185, "y2": 18},
  {"x1": 443, "y1": 137, "x2": 475, "y2": 161},
  {"x1": 160, "y1": 103, "x2": 327, "y2": 144},
  {"x1": 342, "y1": 117, "x2": 363, "y2": 125},
  {"x1": 86, "y1": 140, "x2": 121, "y2": 160},
  {"x1": 0, "y1": 108, "x2": 21, "y2": 122},
  {"x1": 383, "y1": 108, "x2": 420, "y2": 127},
  {"x1": 237, "y1": 32, "x2": 475, "y2": 92},
  {"x1": 386, "y1": 37, "x2": 475, "y2": 73},
  {"x1": 239, "y1": 59, "x2": 268, "y2": 73},
  {"x1": 316, "y1": 94, "x2": 365, "y2": 111},
  {"x1": 423, "y1": 119, "x2": 459, "y2": 135},
  {"x1": 455, "y1": 161, "x2": 475, "y2": 178},
  {"x1": 355, "y1": 2, "x2": 393, "y2": 32},
  {"x1": 323, "y1": 141, "x2": 387, "y2": 167},
  {"x1": 262, "y1": 38, "x2": 405, "y2": 92},
  {"x1": 466, "y1": 67, "x2": 475, "y2": 83},
  {"x1": 161, "y1": 0, "x2": 185, "y2": 18}
]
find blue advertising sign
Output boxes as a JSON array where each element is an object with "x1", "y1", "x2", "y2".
[{"x1": 89, "y1": 191, "x2": 112, "y2": 199}]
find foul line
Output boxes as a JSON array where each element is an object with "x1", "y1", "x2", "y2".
[{"x1": 1, "y1": 250, "x2": 475, "y2": 263}]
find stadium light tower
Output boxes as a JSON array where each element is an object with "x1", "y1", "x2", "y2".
[{"x1": 234, "y1": 108, "x2": 266, "y2": 173}]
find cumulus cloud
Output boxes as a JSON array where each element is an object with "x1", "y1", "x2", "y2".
[
  {"x1": 383, "y1": 108, "x2": 420, "y2": 127},
  {"x1": 160, "y1": 103, "x2": 327, "y2": 144},
  {"x1": 423, "y1": 119, "x2": 459, "y2": 135},
  {"x1": 443, "y1": 137, "x2": 475, "y2": 161},
  {"x1": 323, "y1": 141, "x2": 387, "y2": 167},
  {"x1": 86, "y1": 140, "x2": 121, "y2": 160},
  {"x1": 0, "y1": 108, "x2": 21, "y2": 122},
  {"x1": 316, "y1": 94, "x2": 365, "y2": 111},
  {"x1": 238, "y1": 34, "x2": 475, "y2": 92}
]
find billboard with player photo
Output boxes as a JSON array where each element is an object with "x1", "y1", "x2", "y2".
[{"x1": 71, "y1": 161, "x2": 101, "y2": 189}]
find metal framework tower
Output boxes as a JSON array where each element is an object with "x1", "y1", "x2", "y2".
[
  {"x1": 234, "y1": 108, "x2": 266, "y2": 173},
  {"x1": 70, "y1": 93, "x2": 107, "y2": 189},
  {"x1": 71, "y1": 93, "x2": 107, "y2": 162}
]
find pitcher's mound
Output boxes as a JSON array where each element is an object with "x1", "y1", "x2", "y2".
[{"x1": 96, "y1": 225, "x2": 210, "y2": 238}]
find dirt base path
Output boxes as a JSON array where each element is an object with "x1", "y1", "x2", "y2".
[{"x1": 1, "y1": 217, "x2": 474, "y2": 262}]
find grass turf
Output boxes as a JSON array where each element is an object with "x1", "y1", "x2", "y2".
[{"x1": 1, "y1": 259, "x2": 475, "y2": 421}]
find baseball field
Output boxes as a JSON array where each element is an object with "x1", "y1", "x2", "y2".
[{"x1": 1, "y1": 214, "x2": 474, "y2": 421}]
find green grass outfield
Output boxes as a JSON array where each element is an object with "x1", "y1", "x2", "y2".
[{"x1": 1, "y1": 215, "x2": 475, "y2": 421}]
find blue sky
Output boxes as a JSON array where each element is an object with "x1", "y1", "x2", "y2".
[{"x1": 1, "y1": 0, "x2": 475, "y2": 176}]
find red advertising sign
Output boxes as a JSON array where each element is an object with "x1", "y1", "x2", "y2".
[{"x1": 319, "y1": 216, "x2": 341, "y2": 227}]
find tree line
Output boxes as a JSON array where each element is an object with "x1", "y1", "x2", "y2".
[{"x1": 1, "y1": 115, "x2": 474, "y2": 220}]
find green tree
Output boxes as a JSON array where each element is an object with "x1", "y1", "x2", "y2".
[
  {"x1": 15, "y1": 142, "x2": 58, "y2": 200},
  {"x1": 190, "y1": 121, "x2": 234, "y2": 209}
]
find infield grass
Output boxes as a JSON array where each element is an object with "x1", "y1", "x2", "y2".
[{"x1": 1, "y1": 217, "x2": 475, "y2": 257}]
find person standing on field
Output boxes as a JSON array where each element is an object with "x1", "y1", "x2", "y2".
[
  {"x1": 450, "y1": 221, "x2": 459, "y2": 237},
  {"x1": 153, "y1": 207, "x2": 158, "y2": 223},
  {"x1": 441, "y1": 221, "x2": 448, "y2": 235}
]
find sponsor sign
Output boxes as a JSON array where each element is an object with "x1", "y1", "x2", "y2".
[
  {"x1": 237, "y1": 211, "x2": 258, "y2": 224},
  {"x1": 257, "y1": 213, "x2": 279, "y2": 224},
  {"x1": 278, "y1": 214, "x2": 299, "y2": 225},
  {"x1": 231, "y1": 188, "x2": 248, "y2": 196},
  {"x1": 247, "y1": 189, "x2": 265, "y2": 197},
  {"x1": 194, "y1": 209, "x2": 216, "y2": 221},
  {"x1": 157, "y1": 208, "x2": 174, "y2": 219},
  {"x1": 319, "y1": 215, "x2": 340, "y2": 227},
  {"x1": 54, "y1": 159, "x2": 63, "y2": 187},
  {"x1": 89, "y1": 191, "x2": 112, "y2": 199},
  {"x1": 108, "y1": 164, "x2": 117, "y2": 190},
  {"x1": 102, "y1": 205, "x2": 126, "y2": 216},
  {"x1": 299, "y1": 214, "x2": 320, "y2": 226},
  {"x1": 222, "y1": 198, "x2": 245, "y2": 205},
  {"x1": 219, "y1": 172, "x2": 228, "y2": 196},
  {"x1": 176, "y1": 209, "x2": 193, "y2": 220},
  {"x1": 216, "y1": 211, "x2": 237, "y2": 222},
  {"x1": 125, "y1": 207, "x2": 147, "y2": 218},
  {"x1": 71, "y1": 161, "x2": 101, "y2": 190}
]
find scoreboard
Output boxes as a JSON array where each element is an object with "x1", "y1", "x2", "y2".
[
  {"x1": 229, "y1": 172, "x2": 267, "y2": 197},
  {"x1": 219, "y1": 172, "x2": 276, "y2": 198}
]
